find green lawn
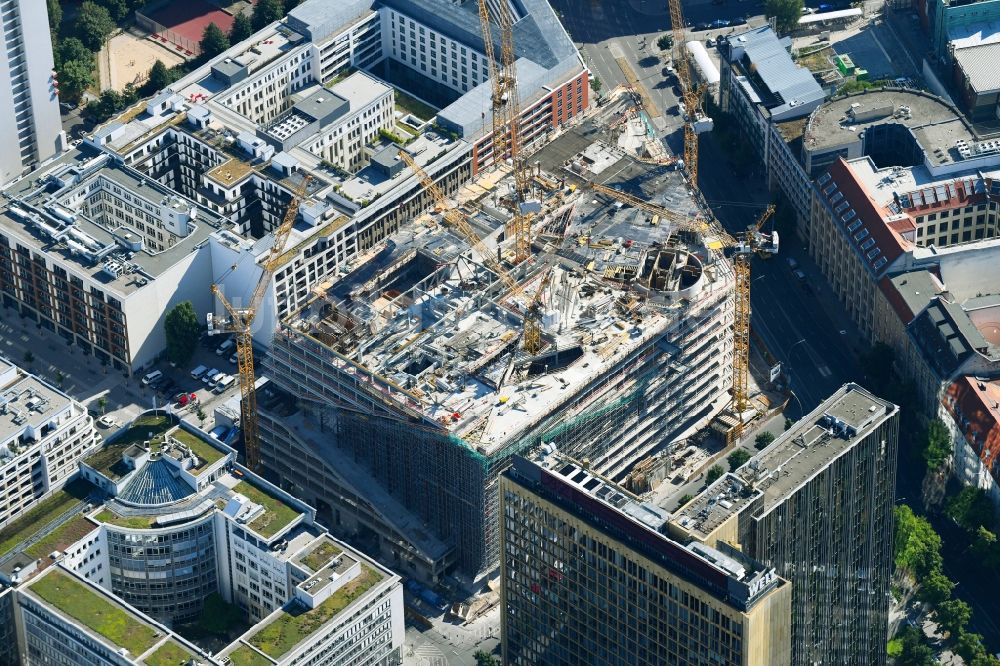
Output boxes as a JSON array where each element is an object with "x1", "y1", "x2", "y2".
[
  {"x1": 227, "y1": 645, "x2": 274, "y2": 666},
  {"x1": 170, "y1": 428, "x2": 225, "y2": 471},
  {"x1": 248, "y1": 566, "x2": 383, "y2": 658},
  {"x1": 394, "y1": 89, "x2": 437, "y2": 121},
  {"x1": 25, "y1": 516, "x2": 98, "y2": 560},
  {"x1": 299, "y1": 540, "x2": 342, "y2": 573},
  {"x1": 30, "y1": 570, "x2": 159, "y2": 654},
  {"x1": 233, "y1": 481, "x2": 300, "y2": 539},
  {"x1": 95, "y1": 510, "x2": 157, "y2": 530},
  {"x1": 143, "y1": 640, "x2": 195, "y2": 666},
  {"x1": 86, "y1": 414, "x2": 176, "y2": 479},
  {"x1": 0, "y1": 478, "x2": 92, "y2": 557}
]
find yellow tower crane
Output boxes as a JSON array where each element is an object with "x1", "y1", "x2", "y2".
[
  {"x1": 478, "y1": 0, "x2": 532, "y2": 263},
  {"x1": 398, "y1": 150, "x2": 547, "y2": 353},
  {"x1": 589, "y1": 183, "x2": 777, "y2": 439},
  {"x1": 668, "y1": 0, "x2": 705, "y2": 185},
  {"x1": 209, "y1": 175, "x2": 311, "y2": 471}
]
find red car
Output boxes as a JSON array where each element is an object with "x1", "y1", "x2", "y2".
[{"x1": 176, "y1": 392, "x2": 198, "y2": 407}]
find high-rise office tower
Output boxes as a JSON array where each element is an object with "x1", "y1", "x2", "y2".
[
  {"x1": 0, "y1": 0, "x2": 62, "y2": 185},
  {"x1": 501, "y1": 454, "x2": 792, "y2": 666},
  {"x1": 671, "y1": 383, "x2": 899, "y2": 665}
]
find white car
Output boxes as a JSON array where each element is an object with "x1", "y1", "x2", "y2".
[{"x1": 97, "y1": 415, "x2": 118, "y2": 429}]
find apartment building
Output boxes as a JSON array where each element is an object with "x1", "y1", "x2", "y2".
[
  {"x1": 501, "y1": 453, "x2": 792, "y2": 665},
  {"x1": 0, "y1": 356, "x2": 99, "y2": 529},
  {"x1": 0, "y1": 0, "x2": 63, "y2": 185},
  {"x1": 2, "y1": 410, "x2": 404, "y2": 666},
  {"x1": 943, "y1": 376, "x2": 1000, "y2": 510},
  {"x1": 670, "y1": 384, "x2": 899, "y2": 666}
]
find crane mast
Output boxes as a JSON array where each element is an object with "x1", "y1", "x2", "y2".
[
  {"x1": 211, "y1": 176, "x2": 311, "y2": 471},
  {"x1": 478, "y1": 0, "x2": 531, "y2": 263},
  {"x1": 668, "y1": 0, "x2": 702, "y2": 185},
  {"x1": 589, "y1": 183, "x2": 777, "y2": 439}
]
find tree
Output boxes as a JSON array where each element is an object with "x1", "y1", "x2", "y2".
[
  {"x1": 473, "y1": 651, "x2": 499, "y2": 666},
  {"x1": 22, "y1": 351, "x2": 33, "y2": 365},
  {"x1": 101, "y1": 0, "x2": 130, "y2": 22},
  {"x1": 200, "y1": 23, "x2": 230, "y2": 59},
  {"x1": 47, "y1": 0, "x2": 63, "y2": 37},
  {"x1": 916, "y1": 569, "x2": 954, "y2": 605},
  {"x1": 754, "y1": 431, "x2": 775, "y2": 450},
  {"x1": 252, "y1": 0, "x2": 284, "y2": 31},
  {"x1": 98, "y1": 396, "x2": 108, "y2": 415},
  {"x1": 923, "y1": 418, "x2": 951, "y2": 471},
  {"x1": 706, "y1": 464, "x2": 724, "y2": 483},
  {"x1": 88, "y1": 88, "x2": 122, "y2": 122},
  {"x1": 728, "y1": 448, "x2": 751, "y2": 471},
  {"x1": 765, "y1": 0, "x2": 804, "y2": 34},
  {"x1": 76, "y1": 2, "x2": 116, "y2": 51},
  {"x1": 678, "y1": 493, "x2": 694, "y2": 507},
  {"x1": 591, "y1": 77, "x2": 603, "y2": 95},
  {"x1": 656, "y1": 35, "x2": 673, "y2": 51},
  {"x1": 784, "y1": 417, "x2": 793, "y2": 431},
  {"x1": 934, "y1": 599, "x2": 971, "y2": 637},
  {"x1": 229, "y1": 13, "x2": 253, "y2": 43},
  {"x1": 894, "y1": 626, "x2": 936, "y2": 666},
  {"x1": 146, "y1": 60, "x2": 171, "y2": 91},
  {"x1": 894, "y1": 505, "x2": 943, "y2": 578},
  {"x1": 55, "y1": 370, "x2": 64, "y2": 387},
  {"x1": 957, "y1": 631, "x2": 988, "y2": 663},
  {"x1": 57, "y1": 59, "x2": 95, "y2": 105},
  {"x1": 946, "y1": 486, "x2": 996, "y2": 532},
  {"x1": 58, "y1": 38, "x2": 93, "y2": 67},
  {"x1": 164, "y1": 301, "x2": 201, "y2": 366}
]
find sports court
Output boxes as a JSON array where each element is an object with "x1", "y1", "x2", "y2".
[
  {"x1": 105, "y1": 32, "x2": 185, "y2": 92},
  {"x1": 138, "y1": 0, "x2": 236, "y2": 56}
]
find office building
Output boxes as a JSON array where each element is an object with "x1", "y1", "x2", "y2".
[
  {"x1": 0, "y1": 0, "x2": 63, "y2": 185},
  {"x1": 1, "y1": 409, "x2": 404, "y2": 665},
  {"x1": 0, "y1": 356, "x2": 99, "y2": 529},
  {"x1": 671, "y1": 384, "x2": 899, "y2": 665},
  {"x1": 500, "y1": 453, "x2": 791, "y2": 665}
]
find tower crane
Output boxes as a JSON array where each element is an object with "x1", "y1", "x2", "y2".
[
  {"x1": 478, "y1": 0, "x2": 532, "y2": 263},
  {"x1": 667, "y1": 0, "x2": 706, "y2": 185},
  {"x1": 210, "y1": 175, "x2": 311, "y2": 471},
  {"x1": 589, "y1": 182, "x2": 777, "y2": 439},
  {"x1": 397, "y1": 150, "x2": 547, "y2": 353}
]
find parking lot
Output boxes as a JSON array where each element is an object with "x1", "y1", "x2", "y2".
[{"x1": 0, "y1": 306, "x2": 242, "y2": 440}]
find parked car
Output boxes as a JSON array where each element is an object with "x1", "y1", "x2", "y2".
[
  {"x1": 711, "y1": 18, "x2": 731, "y2": 28},
  {"x1": 793, "y1": 268, "x2": 807, "y2": 282},
  {"x1": 175, "y1": 392, "x2": 198, "y2": 407},
  {"x1": 786, "y1": 257, "x2": 799, "y2": 270},
  {"x1": 141, "y1": 370, "x2": 163, "y2": 386},
  {"x1": 203, "y1": 369, "x2": 222, "y2": 385},
  {"x1": 190, "y1": 364, "x2": 208, "y2": 379},
  {"x1": 97, "y1": 415, "x2": 118, "y2": 429},
  {"x1": 694, "y1": 22, "x2": 711, "y2": 31},
  {"x1": 216, "y1": 338, "x2": 235, "y2": 356},
  {"x1": 228, "y1": 353, "x2": 238, "y2": 365},
  {"x1": 214, "y1": 375, "x2": 236, "y2": 393}
]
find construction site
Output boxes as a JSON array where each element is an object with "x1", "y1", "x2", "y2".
[{"x1": 254, "y1": 101, "x2": 754, "y2": 584}]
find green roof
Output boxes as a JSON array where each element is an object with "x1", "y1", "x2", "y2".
[
  {"x1": 30, "y1": 570, "x2": 160, "y2": 654},
  {"x1": 0, "y1": 478, "x2": 92, "y2": 558},
  {"x1": 227, "y1": 645, "x2": 274, "y2": 666},
  {"x1": 24, "y1": 515, "x2": 98, "y2": 560},
  {"x1": 248, "y1": 565, "x2": 383, "y2": 659},
  {"x1": 233, "y1": 481, "x2": 301, "y2": 539},
  {"x1": 85, "y1": 415, "x2": 175, "y2": 479},
  {"x1": 143, "y1": 639, "x2": 196, "y2": 666},
  {"x1": 170, "y1": 428, "x2": 226, "y2": 472},
  {"x1": 94, "y1": 510, "x2": 158, "y2": 530},
  {"x1": 298, "y1": 540, "x2": 343, "y2": 574}
]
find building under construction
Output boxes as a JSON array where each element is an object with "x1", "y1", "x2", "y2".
[{"x1": 259, "y1": 148, "x2": 736, "y2": 583}]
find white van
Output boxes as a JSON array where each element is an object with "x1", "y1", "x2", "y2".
[
  {"x1": 216, "y1": 338, "x2": 235, "y2": 356},
  {"x1": 141, "y1": 370, "x2": 163, "y2": 386},
  {"x1": 214, "y1": 375, "x2": 236, "y2": 393},
  {"x1": 190, "y1": 364, "x2": 208, "y2": 379}
]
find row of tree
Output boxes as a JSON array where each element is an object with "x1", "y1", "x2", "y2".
[{"x1": 893, "y1": 504, "x2": 999, "y2": 665}]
